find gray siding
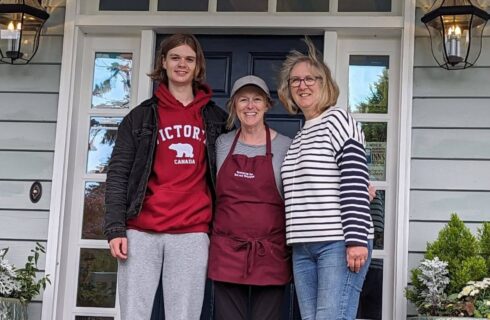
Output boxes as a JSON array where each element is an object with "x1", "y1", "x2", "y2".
[
  {"x1": 409, "y1": 35, "x2": 490, "y2": 314},
  {"x1": 0, "y1": 2, "x2": 65, "y2": 319}
]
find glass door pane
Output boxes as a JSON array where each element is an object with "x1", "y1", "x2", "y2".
[
  {"x1": 99, "y1": 0, "x2": 149, "y2": 11},
  {"x1": 91, "y1": 53, "x2": 133, "y2": 109},
  {"x1": 362, "y1": 121, "x2": 387, "y2": 181},
  {"x1": 77, "y1": 249, "x2": 118, "y2": 308},
  {"x1": 86, "y1": 117, "x2": 123, "y2": 174},
  {"x1": 217, "y1": 0, "x2": 267, "y2": 11},
  {"x1": 357, "y1": 258, "x2": 384, "y2": 319},
  {"x1": 348, "y1": 55, "x2": 389, "y2": 114},
  {"x1": 277, "y1": 0, "x2": 329, "y2": 12},
  {"x1": 338, "y1": 0, "x2": 391, "y2": 12},
  {"x1": 158, "y1": 0, "x2": 208, "y2": 11},
  {"x1": 371, "y1": 190, "x2": 385, "y2": 250},
  {"x1": 82, "y1": 182, "x2": 107, "y2": 240}
]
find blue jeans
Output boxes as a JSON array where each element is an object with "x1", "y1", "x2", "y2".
[{"x1": 292, "y1": 240, "x2": 373, "y2": 320}]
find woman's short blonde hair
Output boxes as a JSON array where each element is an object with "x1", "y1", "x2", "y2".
[
  {"x1": 225, "y1": 85, "x2": 273, "y2": 130},
  {"x1": 277, "y1": 37, "x2": 339, "y2": 115}
]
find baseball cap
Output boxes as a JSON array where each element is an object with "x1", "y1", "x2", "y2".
[{"x1": 230, "y1": 75, "x2": 271, "y2": 100}]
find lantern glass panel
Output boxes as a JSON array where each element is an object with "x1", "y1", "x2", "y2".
[
  {"x1": 440, "y1": 14, "x2": 471, "y2": 67},
  {"x1": 425, "y1": 18, "x2": 445, "y2": 66},
  {"x1": 466, "y1": 16, "x2": 487, "y2": 66}
]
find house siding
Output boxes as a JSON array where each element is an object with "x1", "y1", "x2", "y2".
[
  {"x1": 408, "y1": 34, "x2": 490, "y2": 314},
  {"x1": 2, "y1": 1, "x2": 488, "y2": 319},
  {"x1": 0, "y1": 2, "x2": 65, "y2": 319}
]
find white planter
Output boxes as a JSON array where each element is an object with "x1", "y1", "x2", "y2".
[{"x1": 0, "y1": 297, "x2": 28, "y2": 320}]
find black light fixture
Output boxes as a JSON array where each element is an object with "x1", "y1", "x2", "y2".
[
  {"x1": 421, "y1": 0, "x2": 490, "y2": 70},
  {"x1": 0, "y1": 0, "x2": 49, "y2": 64}
]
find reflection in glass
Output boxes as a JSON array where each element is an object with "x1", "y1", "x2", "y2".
[
  {"x1": 99, "y1": 0, "x2": 149, "y2": 11},
  {"x1": 217, "y1": 0, "x2": 267, "y2": 12},
  {"x1": 76, "y1": 317, "x2": 113, "y2": 320},
  {"x1": 349, "y1": 55, "x2": 389, "y2": 114},
  {"x1": 277, "y1": 0, "x2": 329, "y2": 12},
  {"x1": 87, "y1": 117, "x2": 122, "y2": 174},
  {"x1": 370, "y1": 190, "x2": 385, "y2": 250},
  {"x1": 339, "y1": 0, "x2": 391, "y2": 12},
  {"x1": 158, "y1": 0, "x2": 208, "y2": 11},
  {"x1": 92, "y1": 52, "x2": 133, "y2": 109},
  {"x1": 77, "y1": 249, "x2": 117, "y2": 308},
  {"x1": 362, "y1": 122, "x2": 387, "y2": 181},
  {"x1": 82, "y1": 182, "x2": 106, "y2": 240},
  {"x1": 357, "y1": 258, "x2": 383, "y2": 320}
]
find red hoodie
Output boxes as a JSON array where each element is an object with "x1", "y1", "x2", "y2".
[{"x1": 127, "y1": 83, "x2": 213, "y2": 234}]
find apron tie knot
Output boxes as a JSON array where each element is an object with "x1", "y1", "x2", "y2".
[{"x1": 232, "y1": 238, "x2": 266, "y2": 278}]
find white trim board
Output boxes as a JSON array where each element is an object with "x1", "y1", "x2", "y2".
[
  {"x1": 393, "y1": 0, "x2": 416, "y2": 319},
  {"x1": 41, "y1": 0, "x2": 80, "y2": 319}
]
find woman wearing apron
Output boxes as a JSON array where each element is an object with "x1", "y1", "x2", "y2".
[{"x1": 208, "y1": 75, "x2": 292, "y2": 320}]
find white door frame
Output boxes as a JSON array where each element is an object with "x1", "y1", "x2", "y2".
[{"x1": 337, "y1": 37, "x2": 401, "y2": 320}]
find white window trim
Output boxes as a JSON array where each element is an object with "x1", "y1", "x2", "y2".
[
  {"x1": 80, "y1": 0, "x2": 402, "y2": 15},
  {"x1": 336, "y1": 37, "x2": 401, "y2": 320},
  {"x1": 393, "y1": 0, "x2": 416, "y2": 319}
]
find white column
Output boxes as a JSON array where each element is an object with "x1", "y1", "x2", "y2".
[
  {"x1": 137, "y1": 29, "x2": 156, "y2": 103},
  {"x1": 323, "y1": 31, "x2": 338, "y2": 79}
]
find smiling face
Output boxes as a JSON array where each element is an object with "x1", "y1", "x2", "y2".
[
  {"x1": 289, "y1": 61, "x2": 323, "y2": 120},
  {"x1": 234, "y1": 85, "x2": 269, "y2": 130},
  {"x1": 162, "y1": 44, "x2": 197, "y2": 88}
]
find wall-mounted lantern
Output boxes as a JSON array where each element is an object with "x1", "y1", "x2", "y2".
[
  {"x1": 421, "y1": 0, "x2": 490, "y2": 70},
  {"x1": 0, "y1": 0, "x2": 50, "y2": 64}
]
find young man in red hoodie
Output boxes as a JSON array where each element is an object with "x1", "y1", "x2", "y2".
[{"x1": 104, "y1": 34, "x2": 229, "y2": 320}]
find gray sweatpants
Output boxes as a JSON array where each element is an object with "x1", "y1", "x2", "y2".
[{"x1": 118, "y1": 230, "x2": 209, "y2": 320}]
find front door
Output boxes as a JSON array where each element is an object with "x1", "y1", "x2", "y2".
[
  {"x1": 59, "y1": 32, "x2": 399, "y2": 320},
  {"x1": 196, "y1": 35, "x2": 322, "y2": 139}
]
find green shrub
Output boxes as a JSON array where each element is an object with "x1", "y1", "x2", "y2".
[
  {"x1": 479, "y1": 222, "x2": 490, "y2": 274},
  {"x1": 424, "y1": 214, "x2": 487, "y2": 294}
]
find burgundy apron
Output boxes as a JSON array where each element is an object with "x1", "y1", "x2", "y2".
[{"x1": 208, "y1": 127, "x2": 291, "y2": 285}]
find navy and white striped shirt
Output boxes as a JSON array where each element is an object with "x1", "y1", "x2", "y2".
[{"x1": 281, "y1": 107, "x2": 374, "y2": 246}]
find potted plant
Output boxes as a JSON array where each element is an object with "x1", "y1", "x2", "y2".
[
  {"x1": 0, "y1": 243, "x2": 50, "y2": 320},
  {"x1": 406, "y1": 214, "x2": 490, "y2": 319}
]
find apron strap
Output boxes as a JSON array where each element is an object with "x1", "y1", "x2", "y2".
[
  {"x1": 265, "y1": 125, "x2": 272, "y2": 156},
  {"x1": 228, "y1": 125, "x2": 273, "y2": 156}
]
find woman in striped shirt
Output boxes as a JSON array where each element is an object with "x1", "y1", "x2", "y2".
[{"x1": 278, "y1": 39, "x2": 374, "y2": 320}]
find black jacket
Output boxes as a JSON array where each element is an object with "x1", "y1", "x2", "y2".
[{"x1": 103, "y1": 97, "x2": 229, "y2": 241}]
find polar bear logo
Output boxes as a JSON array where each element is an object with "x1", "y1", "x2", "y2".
[{"x1": 169, "y1": 143, "x2": 194, "y2": 158}]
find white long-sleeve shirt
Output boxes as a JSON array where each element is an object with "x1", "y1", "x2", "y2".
[{"x1": 281, "y1": 107, "x2": 374, "y2": 246}]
